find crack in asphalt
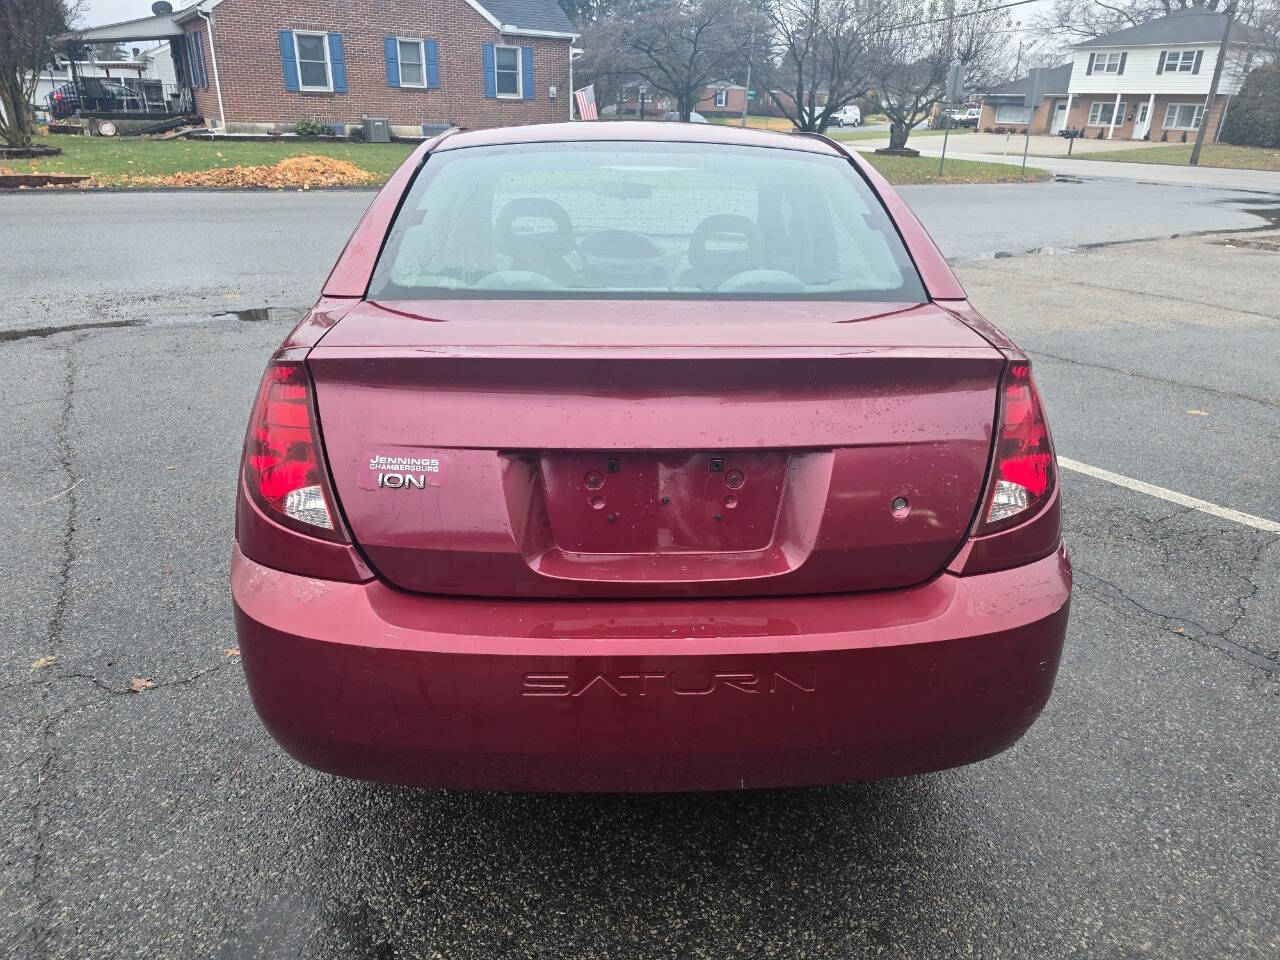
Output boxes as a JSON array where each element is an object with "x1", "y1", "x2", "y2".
[
  {"x1": 1031, "y1": 349, "x2": 1278, "y2": 408},
  {"x1": 29, "y1": 341, "x2": 80, "y2": 960},
  {"x1": 1073, "y1": 566, "x2": 1279, "y2": 674},
  {"x1": 970, "y1": 257, "x2": 1280, "y2": 325},
  {"x1": 5, "y1": 664, "x2": 242, "y2": 776}
]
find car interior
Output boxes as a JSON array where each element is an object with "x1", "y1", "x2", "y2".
[{"x1": 372, "y1": 143, "x2": 919, "y2": 300}]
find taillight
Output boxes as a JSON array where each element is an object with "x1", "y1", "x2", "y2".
[
  {"x1": 243, "y1": 361, "x2": 346, "y2": 541},
  {"x1": 977, "y1": 360, "x2": 1056, "y2": 534}
]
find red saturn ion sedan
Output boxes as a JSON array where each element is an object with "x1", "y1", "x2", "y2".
[{"x1": 232, "y1": 122, "x2": 1070, "y2": 793}]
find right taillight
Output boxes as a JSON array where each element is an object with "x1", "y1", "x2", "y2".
[{"x1": 977, "y1": 360, "x2": 1056, "y2": 534}]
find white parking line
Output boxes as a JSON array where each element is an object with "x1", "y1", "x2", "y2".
[{"x1": 1058, "y1": 457, "x2": 1280, "y2": 534}]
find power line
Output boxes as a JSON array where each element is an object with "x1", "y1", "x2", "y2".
[{"x1": 888, "y1": 0, "x2": 1040, "y2": 31}]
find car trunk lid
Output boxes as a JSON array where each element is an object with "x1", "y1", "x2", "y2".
[{"x1": 307, "y1": 299, "x2": 1003, "y2": 598}]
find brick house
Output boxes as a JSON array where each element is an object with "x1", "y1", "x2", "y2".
[
  {"x1": 978, "y1": 64, "x2": 1071, "y2": 134},
  {"x1": 697, "y1": 82, "x2": 747, "y2": 117},
  {"x1": 979, "y1": 10, "x2": 1266, "y2": 141},
  {"x1": 612, "y1": 81, "x2": 747, "y2": 119},
  {"x1": 75, "y1": 0, "x2": 578, "y2": 136}
]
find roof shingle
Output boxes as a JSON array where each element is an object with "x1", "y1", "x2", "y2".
[
  {"x1": 477, "y1": 0, "x2": 576, "y2": 34},
  {"x1": 1076, "y1": 9, "x2": 1255, "y2": 48}
]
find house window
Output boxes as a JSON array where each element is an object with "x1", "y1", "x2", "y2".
[
  {"x1": 398, "y1": 38, "x2": 426, "y2": 87},
  {"x1": 715, "y1": 88, "x2": 727, "y2": 107},
  {"x1": 1094, "y1": 52, "x2": 1123, "y2": 74},
  {"x1": 994, "y1": 104, "x2": 1032, "y2": 124},
  {"x1": 495, "y1": 45, "x2": 521, "y2": 97},
  {"x1": 1162, "y1": 50, "x2": 1197, "y2": 72},
  {"x1": 294, "y1": 31, "x2": 332, "y2": 91},
  {"x1": 1087, "y1": 100, "x2": 1127, "y2": 125},
  {"x1": 1163, "y1": 102, "x2": 1204, "y2": 130}
]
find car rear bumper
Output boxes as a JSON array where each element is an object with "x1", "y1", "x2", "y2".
[{"x1": 232, "y1": 544, "x2": 1071, "y2": 793}]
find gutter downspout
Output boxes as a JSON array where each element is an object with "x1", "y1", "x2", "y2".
[{"x1": 196, "y1": 4, "x2": 226, "y2": 131}]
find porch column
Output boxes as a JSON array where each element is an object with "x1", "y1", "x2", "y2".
[
  {"x1": 1145, "y1": 92, "x2": 1155, "y2": 138},
  {"x1": 1063, "y1": 93, "x2": 1074, "y2": 132},
  {"x1": 1106, "y1": 91, "x2": 1121, "y2": 139}
]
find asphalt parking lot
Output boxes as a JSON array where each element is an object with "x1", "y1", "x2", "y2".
[{"x1": 1, "y1": 176, "x2": 1278, "y2": 959}]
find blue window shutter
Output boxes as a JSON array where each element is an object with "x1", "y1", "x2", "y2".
[
  {"x1": 188, "y1": 34, "x2": 197, "y2": 87},
  {"x1": 1085, "y1": 52, "x2": 1095, "y2": 75},
  {"x1": 196, "y1": 33, "x2": 207, "y2": 87},
  {"x1": 385, "y1": 36, "x2": 400, "y2": 87},
  {"x1": 521, "y1": 46, "x2": 534, "y2": 100},
  {"x1": 329, "y1": 34, "x2": 347, "y2": 92},
  {"x1": 1192, "y1": 50, "x2": 1203, "y2": 74},
  {"x1": 1117, "y1": 51, "x2": 1126, "y2": 75},
  {"x1": 483, "y1": 43, "x2": 496, "y2": 98},
  {"x1": 425, "y1": 40, "x2": 440, "y2": 89},
  {"x1": 279, "y1": 30, "x2": 299, "y2": 91}
]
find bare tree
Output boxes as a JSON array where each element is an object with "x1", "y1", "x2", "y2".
[
  {"x1": 574, "y1": 15, "x2": 637, "y2": 108},
  {"x1": 762, "y1": 0, "x2": 885, "y2": 130},
  {"x1": 873, "y1": 0, "x2": 1014, "y2": 151},
  {"x1": 0, "y1": 0, "x2": 79, "y2": 147},
  {"x1": 610, "y1": 0, "x2": 742, "y2": 120},
  {"x1": 1026, "y1": 0, "x2": 1270, "y2": 51}
]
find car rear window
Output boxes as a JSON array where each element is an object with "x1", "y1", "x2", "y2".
[{"x1": 368, "y1": 141, "x2": 926, "y2": 302}]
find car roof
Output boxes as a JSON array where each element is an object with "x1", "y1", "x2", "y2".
[{"x1": 434, "y1": 121, "x2": 843, "y2": 156}]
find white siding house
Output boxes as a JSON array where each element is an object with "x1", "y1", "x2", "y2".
[{"x1": 1062, "y1": 9, "x2": 1266, "y2": 141}]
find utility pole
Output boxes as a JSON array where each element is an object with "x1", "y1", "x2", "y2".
[
  {"x1": 1190, "y1": 1, "x2": 1236, "y2": 165},
  {"x1": 939, "y1": 61, "x2": 963, "y2": 176},
  {"x1": 741, "y1": 24, "x2": 754, "y2": 128},
  {"x1": 1021, "y1": 67, "x2": 1048, "y2": 177}
]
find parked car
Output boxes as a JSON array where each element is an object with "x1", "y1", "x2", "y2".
[
  {"x1": 232, "y1": 121, "x2": 1070, "y2": 793},
  {"x1": 663, "y1": 110, "x2": 707, "y2": 123},
  {"x1": 831, "y1": 104, "x2": 862, "y2": 127},
  {"x1": 956, "y1": 107, "x2": 981, "y2": 128}
]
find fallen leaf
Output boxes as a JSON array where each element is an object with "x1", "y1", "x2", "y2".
[
  {"x1": 224, "y1": 647, "x2": 240, "y2": 659},
  {"x1": 1185, "y1": 409, "x2": 1209, "y2": 416},
  {"x1": 116, "y1": 155, "x2": 373, "y2": 189},
  {"x1": 31, "y1": 655, "x2": 57, "y2": 670},
  {"x1": 130, "y1": 677, "x2": 154, "y2": 692}
]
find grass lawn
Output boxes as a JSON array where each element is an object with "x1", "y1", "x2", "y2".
[
  {"x1": 11, "y1": 134, "x2": 416, "y2": 182},
  {"x1": 860, "y1": 152, "x2": 1048, "y2": 184},
  {"x1": 705, "y1": 115, "x2": 796, "y2": 131},
  {"x1": 7, "y1": 131, "x2": 1042, "y2": 188},
  {"x1": 1062, "y1": 143, "x2": 1280, "y2": 171}
]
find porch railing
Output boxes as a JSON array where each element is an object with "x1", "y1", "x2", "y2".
[{"x1": 46, "y1": 78, "x2": 192, "y2": 119}]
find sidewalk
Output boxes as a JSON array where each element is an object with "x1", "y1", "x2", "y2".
[{"x1": 850, "y1": 139, "x2": 1280, "y2": 192}]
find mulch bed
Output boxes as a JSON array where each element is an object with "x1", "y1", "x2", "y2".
[
  {"x1": 0, "y1": 144, "x2": 62, "y2": 159},
  {"x1": 0, "y1": 172, "x2": 89, "y2": 188}
]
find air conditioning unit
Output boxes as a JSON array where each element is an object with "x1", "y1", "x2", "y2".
[{"x1": 362, "y1": 116, "x2": 391, "y2": 143}]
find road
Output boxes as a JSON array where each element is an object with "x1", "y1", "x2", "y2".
[{"x1": 1, "y1": 180, "x2": 1278, "y2": 959}]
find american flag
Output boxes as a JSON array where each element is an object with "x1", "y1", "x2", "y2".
[{"x1": 574, "y1": 85, "x2": 598, "y2": 121}]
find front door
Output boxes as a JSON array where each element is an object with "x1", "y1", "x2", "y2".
[
  {"x1": 1132, "y1": 102, "x2": 1151, "y2": 139},
  {"x1": 1050, "y1": 101, "x2": 1067, "y2": 134}
]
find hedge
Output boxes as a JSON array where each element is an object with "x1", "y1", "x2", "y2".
[{"x1": 1220, "y1": 64, "x2": 1280, "y2": 149}]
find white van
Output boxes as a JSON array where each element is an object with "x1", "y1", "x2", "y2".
[{"x1": 831, "y1": 105, "x2": 862, "y2": 127}]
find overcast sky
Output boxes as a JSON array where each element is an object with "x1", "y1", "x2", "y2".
[
  {"x1": 80, "y1": 0, "x2": 154, "y2": 26},
  {"x1": 79, "y1": 0, "x2": 1058, "y2": 57}
]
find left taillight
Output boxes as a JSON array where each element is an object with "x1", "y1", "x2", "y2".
[
  {"x1": 242, "y1": 360, "x2": 347, "y2": 542},
  {"x1": 976, "y1": 360, "x2": 1057, "y2": 534}
]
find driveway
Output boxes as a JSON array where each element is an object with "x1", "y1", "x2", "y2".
[{"x1": 1, "y1": 184, "x2": 1277, "y2": 958}]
